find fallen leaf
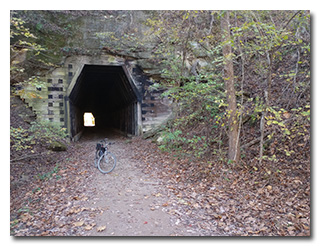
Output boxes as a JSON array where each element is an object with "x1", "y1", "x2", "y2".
[
  {"x1": 259, "y1": 227, "x2": 268, "y2": 232},
  {"x1": 40, "y1": 231, "x2": 50, "y2": 236},
  {"x1": 97, "y1": 226, "x2": 106, "y2": 232},
  {"x1": 266, "y1": 185, "x2": 272, "y2": 191},
  {"x1": 302, "y1": 224, "x2": 309, "y2": 230},
  {"x1": 84, "y1": 224, "x2": 95, "y2": 231},
  {"x1": 212, "y1": 213, "x2": 221, "y2": 219},
  {"x1": 287, "y1": 226, "x2": 295, "y2": 231},
  {"x1": 20, "y1": 213, "x2": 33, "y2": 222},
  {"x1": 73, "y1": 220, "x2": 84, "y2": 227},
  {"x1": 193, "y1": 203, "x2": 200, "y2": 209},
  {"x1": 283, "y1": 112, "x2": 291, "y2": 119},
  {"x1": 67, "y1": 207, "x2": 82, "y2": 215}
]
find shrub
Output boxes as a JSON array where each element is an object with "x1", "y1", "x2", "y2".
[{"x1": 10, "y1": 120, "x2": 68, "y2": 152}]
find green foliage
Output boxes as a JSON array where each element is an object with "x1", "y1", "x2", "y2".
[
  {"x1": 29, "y1": 120, "x2": 68, "y2": 144},
  {"x1": 10, "y1": 120, "x2": 68, "y2": 152},
  {"x1": 158, "y1": 129, "x2": 183, "y2": 151},
  {"x1": 11, "y1": 17, "x2": 37, "y2": 41},
  {"x1": 10, "y1": 126, "x2": 34, "y2": 151},
  {"x1": 10, "y1": 11, "x2": 309, "y2": 167},
  {"x1": 266, "y1": 104, "x2": 310, "y2": 137},
  {"x1": 13, "y1": 76, "x2": 46, "y2": 99},
  {"x1": 158, "y1": 79, "x2": 227, "y2": 158},
  {"x1": 10, "y1": 13, "x2": 49, "y2": 101},
  {"x1": 262, "y1": 104, "x2": 310, "y2": 159},
  {"x1": 148, "y1": 10, "x2": 310, "y2": 165},
  {"x1": 10, "y1": 16, "x2": 46, "y2": 63},
  {"x1": 37, "y1": 163, "x2": 61, "y2": 181}
]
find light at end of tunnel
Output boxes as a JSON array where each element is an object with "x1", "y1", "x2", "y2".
[{"x1": 84, "y1": 112, "x2": 95, "y2": 127}]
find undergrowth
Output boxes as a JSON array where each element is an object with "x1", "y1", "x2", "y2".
[{"x1": 10, "y1": 120, "x2": 68, "y2": 152}]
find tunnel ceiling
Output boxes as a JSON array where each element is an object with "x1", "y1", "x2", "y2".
[{"x1": 69, "y1": 65, "x2": 139, "y2": 112}]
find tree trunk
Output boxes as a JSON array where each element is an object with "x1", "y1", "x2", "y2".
[
  {"x1": 259, "y1": 51, "x2": 273, "y2": 165},
  {"x1": 221, "y1": 11, "x2": 240, "y2": 162}
]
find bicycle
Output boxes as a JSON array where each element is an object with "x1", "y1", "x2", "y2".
[{"x1": 95, "y1": 138, "x2": 117, "y2": 174}]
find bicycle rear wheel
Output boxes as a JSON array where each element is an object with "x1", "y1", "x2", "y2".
[{"x1": 97, "y1": 152, "x2": 116, "y2": 174}]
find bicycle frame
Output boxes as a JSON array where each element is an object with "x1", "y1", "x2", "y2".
[
  {"x1": 94, "y1": 138, "x2": 117, "y2": 174},
  {"x1": 96, "y1": 139, "x2": 109, "y2": 155}
]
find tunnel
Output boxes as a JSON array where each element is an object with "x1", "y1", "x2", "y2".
[{"x1": 66, "y1": 64, "x2": 142, "y2": 140}]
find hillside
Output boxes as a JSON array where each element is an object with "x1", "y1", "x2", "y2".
[{"x1": 10, "y1": 10, "x2": 310, "y2": 236}]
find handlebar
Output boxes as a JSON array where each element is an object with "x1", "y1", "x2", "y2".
[{"x1": 99, "y1": 138, "x2": 115, "y2": 145}]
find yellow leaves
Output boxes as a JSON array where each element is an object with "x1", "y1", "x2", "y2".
[
  {"x1": 154, "y1": 192, "x2": 162, "y2": 197},
  {"x1": 97, "y1": 225, "x2": 106, "y2": 232},
  {"x1": 66, "y1": 206, "x2": 88, "y2": 216},
  {"x1": 30, "y1": 93, "x2": 37, "y2": 98},
  {"x1": 72, "y1": 220, "x2": 97, "y2": 232},
  {"x1": 73, "y1": 220, "x2": 84, "y2": 227},
  {"x1": 84, "y1": 224, "x2": 96, "y2": 231}
]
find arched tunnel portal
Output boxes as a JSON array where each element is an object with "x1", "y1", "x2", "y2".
[{"x1": 66, "y1": 64, "x2": 142, "y2": 140}]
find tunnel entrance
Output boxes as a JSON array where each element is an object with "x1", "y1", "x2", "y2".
[{"x1": 66, "y1": 64, "x2": 141, "y2": 140}]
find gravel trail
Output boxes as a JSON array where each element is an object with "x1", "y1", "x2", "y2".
[{"x1": 76, "y1": 130, "x2": 193, "y2": 236}]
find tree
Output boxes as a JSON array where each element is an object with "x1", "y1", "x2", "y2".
[
  {"x1": 245, "y1": 10, "x2": 304, "y2": 164},
  {"x1": 10, "y1": 13, "x2": 47, "y2": 98},
  {"x1": 221, "y1": 11, "x2": 240, "y2": 162},
  {"x1": 230, "y1": 10, "x2": 310, "y2": 165}
]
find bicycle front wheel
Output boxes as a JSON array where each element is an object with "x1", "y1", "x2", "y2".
[
  {"x1": 94, "y1": 150, "x2": 100, "y2": 168},
  {"x1": 97, "y1": 152, "x2": 116, "y2": 174}
]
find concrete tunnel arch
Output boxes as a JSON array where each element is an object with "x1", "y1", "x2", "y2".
[{"x1": 66, "y1": 64, "x2": 142, "y2": 140}]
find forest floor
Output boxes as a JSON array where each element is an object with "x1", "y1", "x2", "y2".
[
  {"x1": 10, "y1": 128, "x2": 310, "y2": 236},
  {"x1": 10, "y1": 130, "x2": 221, "y2": 236}
]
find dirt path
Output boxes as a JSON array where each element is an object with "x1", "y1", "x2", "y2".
[{"x1": 75, "y1": 132, "x2": 194, "y2": 236}]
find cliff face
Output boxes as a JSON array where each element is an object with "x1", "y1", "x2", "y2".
[
  {"x1": 12, "y1": 11, "x2": 162, "y2": 78},
  {"x1": 13, "y1": 10, "x2": 213, "y2": 80}
]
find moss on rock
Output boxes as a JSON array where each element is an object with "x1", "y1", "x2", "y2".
[{"x1": 48, "y1": 141, "x2": 67, "y2": 151}]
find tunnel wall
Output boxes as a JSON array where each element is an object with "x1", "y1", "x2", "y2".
[
  {"x1": 68, "y1": 100, "x2": 84, "y2": 140},
  {"x1": 20, "y1": 54, "x2": 172, "y2": 140},
  {"x1": 110, "y1": 102, "x2": 137, "y2": 135}
]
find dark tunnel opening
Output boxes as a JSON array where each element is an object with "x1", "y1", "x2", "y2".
[{"x1": 67, "y1": 64, "x2": 141, "y2": 140}]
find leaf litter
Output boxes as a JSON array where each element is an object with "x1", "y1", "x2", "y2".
[
  {"x1": 10, "y1": 141, "x2": 105, "y2": 236},
  {"x1": 131, "y1": 137, "x2": 310, "y2": 236},
  {"x1": 10, "y1": 135, "x2": 310, "y2": 236}
]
